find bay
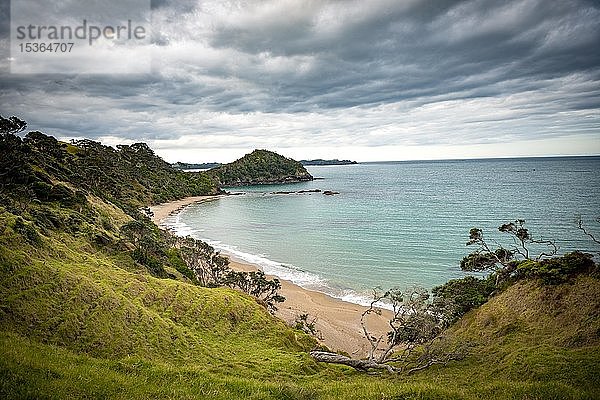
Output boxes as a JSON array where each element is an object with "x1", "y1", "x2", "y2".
[{"x1": 164, "y1": 156, "x2": 600, "y2": 305}]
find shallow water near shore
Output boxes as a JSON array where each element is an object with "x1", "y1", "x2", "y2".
[{"x1": 163, "y1": 156, "x2": 600, "y2": 306}]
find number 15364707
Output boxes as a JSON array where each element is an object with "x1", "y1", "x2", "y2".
[{"x1": 18, "y1": 42, "x2": 74, "y2": 52}]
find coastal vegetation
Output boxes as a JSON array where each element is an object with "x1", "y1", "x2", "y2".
[
  {"x1": 1, "y1": 115, "x2": 599, "y2": 399},
  {"x1": 209, "y1": 149, "x2": 313, "y2": 186}
]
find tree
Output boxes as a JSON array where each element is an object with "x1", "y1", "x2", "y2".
[
  {"x1": 292, "y1": 313, "x2": 321, "y2": 338},
  {"x1": 0, "y1": 125, "x2": 33, "y2": 196},
  {"x1": 224, "y1": 270, "x2": 285, "y2": 312},
  {"x1": 311, "y1": 286, "x2": 464, "y2": 374},
  {"x1": 173, "y1": 235, "x2": 285, "y2": 313},
  {"x1": 521, "y1": 251, "x2": 596, "y2": 284},
  {"x1": 120, "y1": 220, "x2": 167, "y2": 277},
  {"x1": 0, "y1": 115, "x2": 27, "y2": 135},
  {"x1": 431, "y1": 275, "x2": 496, "y2": 324},
  {"x1": 175, "y1": 236, "x2": 230, "y2": 287},
  {"x1": 461, "y1": 219, "x2": 557, "y2": 286}
]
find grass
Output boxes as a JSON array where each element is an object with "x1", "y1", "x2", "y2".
[{"x1": 1, "y1": 200, "x2": 600, "y2": 399}]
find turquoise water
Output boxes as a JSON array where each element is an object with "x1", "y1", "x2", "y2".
[{"x1": 164, "y1": 157, "x2": 600, "y2": 305}]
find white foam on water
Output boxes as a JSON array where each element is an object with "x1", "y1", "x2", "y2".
[{"x1": 160, "y1": 208, "x2": 393, "y2": 310}]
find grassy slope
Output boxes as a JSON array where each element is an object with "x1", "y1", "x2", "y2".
[
  {"x1": 444, "y1": 276, "x2": 600, "y2": 395},
  {"x1": 0, "y1": 201, "x2": 323, "y2": 399},
  {"x1": 2, "y1": 204, "x2": 599, "y2": 400}
]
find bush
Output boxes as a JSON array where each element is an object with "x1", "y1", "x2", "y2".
[
  {"x1": 165, "y1": 248, "x2": 197, "y2": 283},
  {"x1": 432, "y1": 275, "x2": 496, "y2": 323},
  {"x1": 516, "y1": 251, "x2": 597, "y2": 284},
  {"x1": 132, "y1": 249, "x2": 166, "y2": 277}
]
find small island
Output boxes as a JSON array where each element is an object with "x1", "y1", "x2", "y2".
[
  {"x1": 209, "y1": 149, "x2": 313, "y2": 186},
  {"x1": 300, "y1": 159, "x2": 358, "y2": 166}
]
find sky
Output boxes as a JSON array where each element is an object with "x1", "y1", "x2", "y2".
[{"x1": 1, "y1": 0, "x2": 600, "y2": 163}]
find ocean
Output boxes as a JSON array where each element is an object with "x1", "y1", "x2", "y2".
[{"x1": 163, "y1": 156, "x2": 600, "y2": 306}]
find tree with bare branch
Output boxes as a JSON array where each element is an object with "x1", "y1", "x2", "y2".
[
  {"x1": 310, "y1": 286, "x2": 465, "y2": 374},
  {"x1": 460, "y1": 219, "x2": 557, "y2": 286},
  {"x1": 576, "y1": 215, "x2": 600, "y2": 254}
]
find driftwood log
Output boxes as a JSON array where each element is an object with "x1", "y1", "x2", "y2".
[{"x1": 309, "y1": 351, "x2": 398, "y2": 373}]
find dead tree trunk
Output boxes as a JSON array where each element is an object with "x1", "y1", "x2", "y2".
[{"x1": 309, "y1": 351, "x2": 398, "y2": 373}]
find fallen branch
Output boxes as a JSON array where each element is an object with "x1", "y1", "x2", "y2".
[{"x1": 309, "y1": 351, "x2": 399, "y2": 373}]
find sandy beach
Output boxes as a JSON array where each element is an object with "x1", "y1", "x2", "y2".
[
  {"x1": 149, "y1": 195, "x2": 225, "y2": 224},
  {"x1": 150, "y1": 196, "x2": 392, "y2": 356}
]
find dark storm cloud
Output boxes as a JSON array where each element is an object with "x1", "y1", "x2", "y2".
[{"x1": 0, "y1": 0, "x2": 599, "y2": 155}]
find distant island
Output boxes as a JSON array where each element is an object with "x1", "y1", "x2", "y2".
[
  {"x1": 172, "y1": 161, "x2": 222, "y2": 170},
  {"x1": 174, "y1": 158, "x2": 358, "y2": 169},
  {"x1": 300, "y1": 159, "x2": 358, "y2": 166}
]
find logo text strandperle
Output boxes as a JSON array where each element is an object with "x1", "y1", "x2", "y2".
[{"x1": 15, "y1": 20, "x2": 146, "y2": 46}]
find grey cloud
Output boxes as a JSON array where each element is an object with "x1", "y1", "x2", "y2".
[{"x1": 0, "y1": 0, "x2": 599, "y2": 154}]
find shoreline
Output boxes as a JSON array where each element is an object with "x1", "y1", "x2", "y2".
[
  {"x1": 149, "y1": 195, "x2": 226, "y2": 224},
  {"x1": 150, "y1": 195, "x2": 392, "y2": 356}
]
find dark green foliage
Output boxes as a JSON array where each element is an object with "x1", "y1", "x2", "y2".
[
  {"x1": 165, "y1": 248, "x2": 197, "y2": 282},
  {"x1": 224, "y1": 270, "x2": 285, "y2": 312},
  {"x1": 459, "y1": 251, "x2": 512, "y2": 272},
  {"x1": 0, "y1": 117, "x2": 219, "y2": 215},
  {"x1": 71, "y1": 140, "x2": 219, "y2": 206},
  {"x1": 0, "y1": 115, "x2": 27, "y2": 135},
  {"x1": 31, "y1": 182, "x2": 86, "y2": 207},
  {"x1": 455, "y1": 222, "x2": 598, "y2": 319},
  {"x1": 0, "y1": 115, "x2": 224, "y2": 278},
  {"x1": 516, "y1": 251, "x2": 597, "y2": 284},
  {"x1": 120, "y1": 219, "x2": 169, "y2": 278},
  {"x1": 132, "y1": 249, "x2": 165, "y2": 277},
  {"x1": 461, "y1": 220, "x2": 558, "y2": 286},
  {"x1": 209, "y1": 149, "x2": 313, "y2": 186},
  {"x1": 384, "y1": 288, "x2": 442, "y2": 347},
  {"x1": 172, "y1": 235, "x2": 285, "y2": 312},
  {"x1": 346, "y1": 287, "x2": 466, "y2": 374},
  {"x1": 175, "y1": 235, "x2": 231, "y2": 287},
  {"x1": 0, "y1": 133, "x2": 35, "y2": 197},
  {"x1": 432, "y1": 275, "x2": 496, "y2": 323}
]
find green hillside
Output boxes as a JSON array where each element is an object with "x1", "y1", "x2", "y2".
[
  {"x1": 442, "y1": 276, "x2": 600, "y2": 396},
  {"x1": 0, "y1": 130, "x2": 219, "y2": 211},
  {"x1": 0, "y1": 210, "x2": 321, "y2": 399},
  {"x1": 209, "y1": 149, "x2": 313, "y2": 186},
  {"x1": 2, "y1": 224, "x2": 598, "y2": 399},
  {"x1": 1, "y1": 118, "x2": 599, "y2": 399}
]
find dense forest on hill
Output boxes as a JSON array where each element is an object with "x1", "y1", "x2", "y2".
[
  {"x1": 1, "y1": 115, "x2": 599, "y2": 399},
  {"x1": 209, "y1": 149, "x2": 313, "y2": 186},
  {"x1": 0, "y1": 129, "x2": 219, "y2": 212}
]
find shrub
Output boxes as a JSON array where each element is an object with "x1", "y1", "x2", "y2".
[
  {"x1": 432, "y1": 275, "x2": 496, "y2": 323},
  {"x1": 516, "y1": 251, "x2": 596, "y2": 284}
]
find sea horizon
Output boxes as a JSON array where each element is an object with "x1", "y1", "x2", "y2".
[{"x1": 356, "y1": 154, "x2": 600, "y2": 164}]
